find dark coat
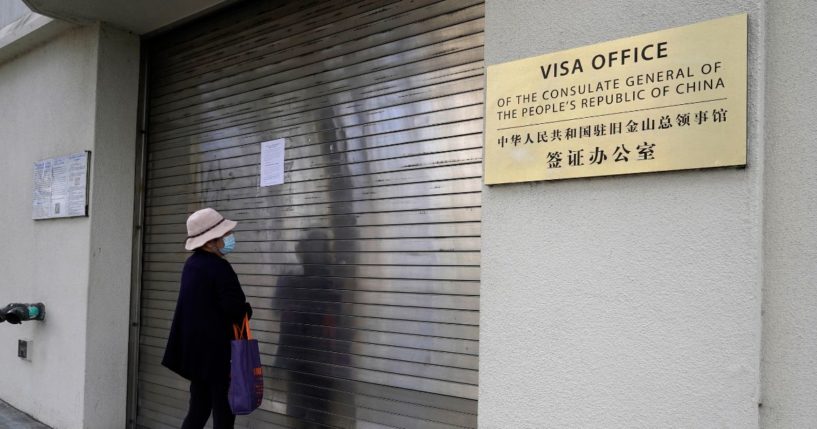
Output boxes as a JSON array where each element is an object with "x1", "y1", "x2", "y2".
[{"x1": 162, "y1": 249, "x2": 250, "y2": 381}]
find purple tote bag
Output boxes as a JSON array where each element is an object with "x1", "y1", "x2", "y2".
[{"x1": 229, "y1": 315, "x2": 263, "y2": 415}]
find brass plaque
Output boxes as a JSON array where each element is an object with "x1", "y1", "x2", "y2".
[{"x1": 484, "y1": 14, "x2": 747, "y2": 184}]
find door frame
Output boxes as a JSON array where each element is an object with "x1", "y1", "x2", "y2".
[{"x1": 125, "y1": 44, "x2": 151, "y2": 429}]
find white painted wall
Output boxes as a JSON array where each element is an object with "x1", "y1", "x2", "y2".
[
  {"x1": 481, "y1": 1, "x2": 764, "y2": 427},
  {"x1": 0, "y1": 23, "x2": 97, "y2": 429},
  {"x1": 0, "y1": 18, "x2": 139, "y2": 429},
  {"x1": 760, "y1": 1, "x2": 817, "y2": 427},
  {"x1": 0, "y1": 0, "x2": 28, "y2": 28},
  {"x1": 83, "y1": 23, "x2": 140, "y2": 429}
]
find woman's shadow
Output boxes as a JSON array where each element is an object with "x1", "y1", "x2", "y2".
[{"x1": 272, "y1": 229, "x2": 355, "y2": 428}]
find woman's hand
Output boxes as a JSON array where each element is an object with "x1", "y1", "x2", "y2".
[{"x1": 244, "y1": 302, "x2": 253, "y2": 320}]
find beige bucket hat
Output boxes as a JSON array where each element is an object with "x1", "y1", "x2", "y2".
[{"x1": 184, "y1": 208, "x2": 237, "y2": 250}]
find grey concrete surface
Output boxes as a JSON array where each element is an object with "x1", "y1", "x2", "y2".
[{"x1": 0, "y1": 400, "x2": 51, "y2": 428}]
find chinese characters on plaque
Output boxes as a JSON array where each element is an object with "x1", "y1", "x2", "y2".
[{"x1": 484, "y1": 14, "x2": 747, "y2": 184}]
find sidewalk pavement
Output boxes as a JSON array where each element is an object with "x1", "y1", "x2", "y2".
[{"x1": 0, "y1": 399, "x2": 51, "y2": 428}]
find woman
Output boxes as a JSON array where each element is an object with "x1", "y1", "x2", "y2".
[{"x1": 162, "y1": 207, "x2": 252, "y2": 429}]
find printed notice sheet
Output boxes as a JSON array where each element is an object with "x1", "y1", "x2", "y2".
[
  {"x1": 260, "y1": 138, "x2": 286, "y2": 187},
  {"x1": 32, "y1": 151, "x2": 90, "y2": 219}
]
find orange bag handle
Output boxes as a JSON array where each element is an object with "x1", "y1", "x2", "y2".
[{"x1": 232, "y1": 314, "x2": 252, "y2": 340}]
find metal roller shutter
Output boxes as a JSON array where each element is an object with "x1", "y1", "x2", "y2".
[{"x1": 136, "y1": 1, "x2": 483, "y2": 427}]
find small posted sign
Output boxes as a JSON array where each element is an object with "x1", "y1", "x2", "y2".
[
  {"x1": 32, "y1": 151, "x2": 90, "y2": 219},
  {"x1": 259, "y1": 138, "x2": 285, "y2": 187}
]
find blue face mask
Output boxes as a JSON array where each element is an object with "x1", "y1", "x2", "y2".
[{"x1": 219, "y1": 233, "x2": 236, "y2": 255}]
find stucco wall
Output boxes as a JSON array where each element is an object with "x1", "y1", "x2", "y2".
[
  {"x1": 82, "y1": 23, "x2": 139, "y2": 429},
  {"x1": 0, "y1": 20, "x2": 139, "y2": 429},
  {"x1": 0, "y1": 24, "x2": 98, "y2": 429},
  {"x1": 760, "y1": 1, "x2": 817, "y2": 427},
  {"x1": 480, "y1": 1, "x2": 763, "y2": 427},
  {"x1": 0, "y1": 0, "x2": 29, "y2": 29}
]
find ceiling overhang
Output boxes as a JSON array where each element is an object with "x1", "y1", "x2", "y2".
[{"x1": 21, "y1": 0, "x2": 237, "y2": 35}]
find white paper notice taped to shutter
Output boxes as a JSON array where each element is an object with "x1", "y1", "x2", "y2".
[{"x1": 260, "y1": 138, "x2": 285, "y2": 187}]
